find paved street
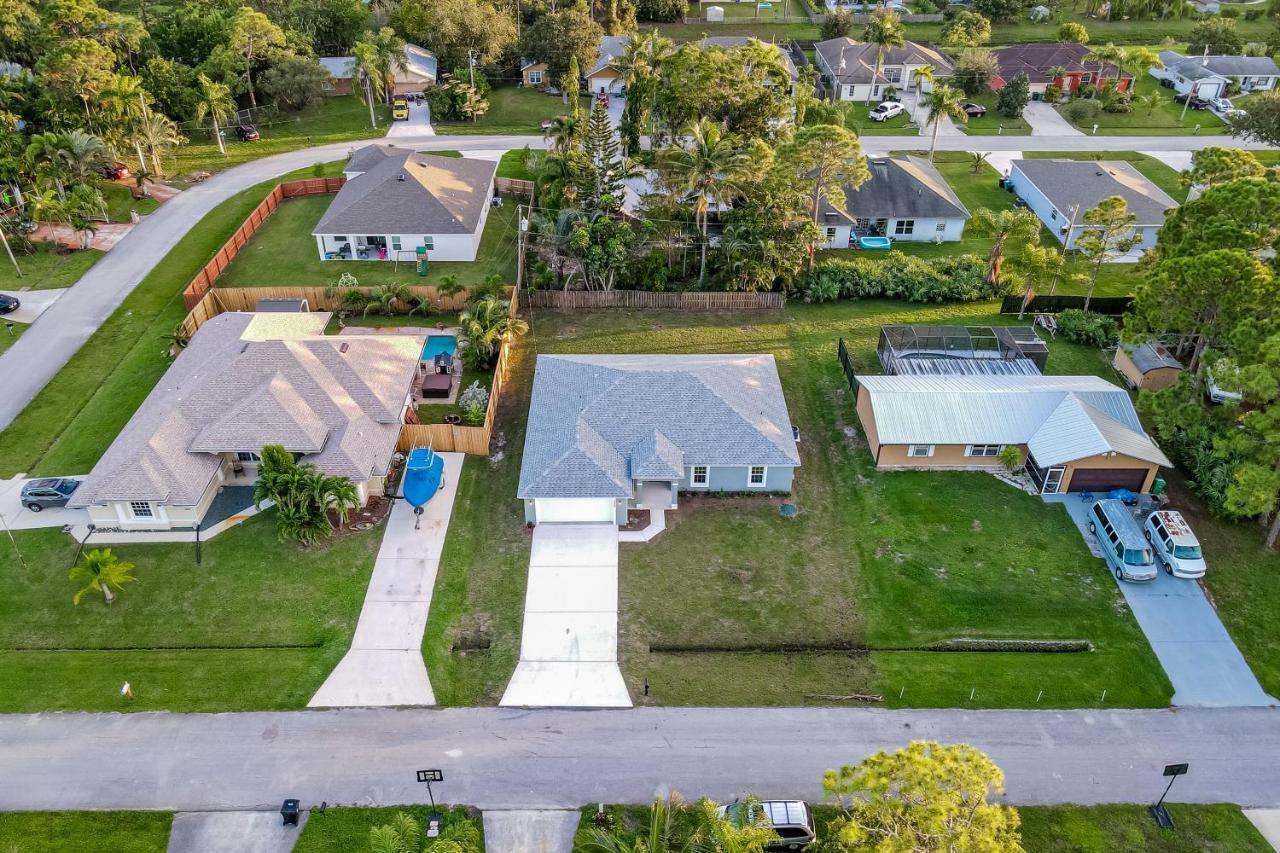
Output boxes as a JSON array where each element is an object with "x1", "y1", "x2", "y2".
[
  {"x1": 1, "y1": 706, "x2": 1278, "y2": 811},
  {"x1": 0, "y1": 133, "x2": 543, "y2": 432}
]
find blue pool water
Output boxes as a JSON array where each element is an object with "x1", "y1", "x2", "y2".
[{"x1": 421, "y1": 334, "x2": 458, "y2": 361}]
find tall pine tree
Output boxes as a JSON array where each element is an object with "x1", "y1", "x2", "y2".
[{"x1": 578, "y1": 98, "x2": 625, "y2": 210}]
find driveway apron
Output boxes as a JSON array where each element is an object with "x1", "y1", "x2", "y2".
[
  {"x1": 501, "y1": 524, "x2": 631, "y2": 707},
  {"x1": 167, "y1": 811, "x2": 305, "y2": 853},
  {"x1": 1047, "y1": 494, "x2": 1275, "y2": 707},
  {"x1": 1022, "y1": 101, "x2": 1087, "y2": 137},
  {"x1": 483, "y1": 810, "x2": 580, "y2": 853},
  {"x1": 308, "y1": 452, "x2": 464, "y2": 708}
]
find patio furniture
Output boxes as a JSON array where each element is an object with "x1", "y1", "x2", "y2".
[
  {"x1": 433, "y1": 352, "x2": 454, "y2": 374},
  {"x1": 420, "y1": 372, "x2": 453, "y2": 398}
]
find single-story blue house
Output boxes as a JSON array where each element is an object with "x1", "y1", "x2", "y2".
[{"x1": 517, "y1": 354, "x2": 801, "y2": 525}]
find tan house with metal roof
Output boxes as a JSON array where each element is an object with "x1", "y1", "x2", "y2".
[{"x1": 69, "y1": 312, "x2": 422, "y2": 531}]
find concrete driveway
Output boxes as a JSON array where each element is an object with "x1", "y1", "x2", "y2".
[
  {"x1": 308, "y1": 452, "x2": 464, "y2": 708},
  {"x1": 0, "y1": 474, "x2": 89, "y2": 530},
  {"x1": 501, "y1": 524, "x2": 631, "y2": 707},
  {"x1": 0, "y1": 289, "x2": 64, "y2": 325},
  {"x1": 1020, "y1": 101, "x2": 1086, "y2": 137},
  {"x1": 1048, "y1": 494, "x2": 1275, "y2": 707},
  {"x1": 384, "y1": 100, "x2": 433, "y2": 137}
]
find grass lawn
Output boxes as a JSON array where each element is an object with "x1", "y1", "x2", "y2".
[
  {"x1": 0, "y1": 512, "x2": 380, "y2": 713},
  {"x1": 101, "y1": 180, "x2": 160, "y2": 221},
  {"x1": 959, "y1": 92, "x2": 1032, "y2": 136},
  {"x1": 1057, "y1": 76, "x2": 1226, "y2": 136},
  {"x1": 0, "y1": 160, "x2": 345, "y2": 481},
  {"x1": 497, "y1": 148, "x2": 535, "y2": 181},
  {"x1": 294, "y1": 806, "x2": 482, "y2": 853},
  {"x1": 426, "y1": 302, "x2": 1171, "y2": 708},
  {"x1": 0, "y1": 811, "x2": 174, "y2": 853},
  {"x1": 653, "y1": 20, "x2": 820, "y2": 41},
  {"x1": 0, "y1": 242, "x2": 103, "y2": 291},
  {"x1": 416, "y1": 365, "x2": 495, "y2": 424},
  {"x1": 435, "y1": 86, "x2": 590, "y2": 135},
  {"x1": 822, "y1": 152, "x2": 1146, "y2": 299},
  {"x1": 168, "y1": 98, "x2": 388, "y2": 179},
  {"x1": 1018, "y1": 804, "x2": 1271, "y2": 852},
  {"x1": 215, "y1": 193, "x2": 519, "y2": 292}
]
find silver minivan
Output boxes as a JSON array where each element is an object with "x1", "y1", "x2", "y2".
[
  {"x1": 1089, "y1": 499, "x2": 1157, "y2": 582},
  {"x1": 1144, "y1": 510, "x2": 1207, "y2": 578}
]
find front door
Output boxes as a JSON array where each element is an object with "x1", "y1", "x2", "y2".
[{"x1": 1041, "y1": 467, "x2": 1065, "y2": 494}]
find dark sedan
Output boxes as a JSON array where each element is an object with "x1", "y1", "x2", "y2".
[
  {"x1": 236, "y1": 124, "x2": 260, "y2": 141},
  {"x1": 962, "y1": 102, "x2": 987, "y2": 117},
  {"x1": 1174, "y1": 93, "x2": 1210, "y2": 110},
  {"x1": 0, "y1": 293, "x2": 18, "y2": 315},
  {"x1": 19, "y1": 478, "x2": 80, "y2": 511}
]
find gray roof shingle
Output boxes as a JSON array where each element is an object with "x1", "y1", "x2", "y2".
[
  {"x1": 518, "y1": 354, "x2": 801, "y2": 499},
  {"x1": 71, "y1": 313, "x2": 422, "y2": 507},
  {"x1": 1011, "y1": 159, "x2": 1179, "y2": 225},
  {"x1": 815, "y1": 37, "x2": 952, "y2": 85},
  {"x1": 819, "y1": 155, "x2": 970, "y2": 222},
  {"x1": 1159, "y1": 51, "x2": 1280, "y2": 81},
  {"x1": 315, "y1": 146, "x2": 497, "y2": 236}
]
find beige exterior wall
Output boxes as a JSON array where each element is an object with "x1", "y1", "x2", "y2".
[
  {"x1": 1115, "y1": 348, "x2": 1182, "y2": 392},
  {"x1": 1061, "y1": 454, "x2": 1159, "y2": 493},
  {"x1": 87, "y1": 468, "x2": 225, "y2": 531},
  {"x1": 875, "y1": 443, "x2": 1025, "y2": 468},
  {"x1": 855, "y1": 386, "x2": 881, "y2": 460},
  {"x1": 522, "y1": 63, "x2": 548, "y2": 87}
]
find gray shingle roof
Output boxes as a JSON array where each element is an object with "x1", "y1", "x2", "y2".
[
  {"x1": 518, "y1": 354, "x2": 801, "y2": 499},
  {"x1": 315, "y1": 146, "x2": 497, "y2": 236},
  {"x1": 819, "y1": 155, "x2": 970, "y2": 222},
  {"x1": 1010, "y1": 159, "x2": 1179, "y2": 226},
  {"x1": 587, "y1": 35, "x2": 631, "y2": 77},
  {"x1": 815, "y1": 37, "x2": 952, "y2": 85},
  {"x1": 70, "y1": 313, "x2": 422, "y2": 507},
  {"x1": 1159, "y1": 51, "x2": 1280, "y2": 81}
]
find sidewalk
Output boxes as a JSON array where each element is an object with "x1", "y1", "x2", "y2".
[{"x1": 308, "y1": 452, "x2": 464, "y2": 708}]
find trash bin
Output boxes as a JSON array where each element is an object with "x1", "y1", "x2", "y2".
[
  {"x1": 1151, "y1": 477, "x2": 1166, "y2": 497},
  {"x1": 416, "y1": 245, "x2": 429, "y2": 277},
  {"x1": 281, "y1": 799, "x2": 300, "y2": 826}
]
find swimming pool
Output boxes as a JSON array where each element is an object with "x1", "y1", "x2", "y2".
[{"x1": 421, "y1": 334, "x2": 457, "y2": 361}]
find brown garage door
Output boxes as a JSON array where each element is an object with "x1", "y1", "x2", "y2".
[{"x1": 1067, "y1": 468, "x2": 1148, "y2": 492}]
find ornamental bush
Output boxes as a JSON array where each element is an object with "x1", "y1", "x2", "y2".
[
  {"x1": 798, "y1": 252, "x2": 1006, "y2": 304},
  {"x1": 1056, "y1": 309, "x2": 1119, "y2": 347}
]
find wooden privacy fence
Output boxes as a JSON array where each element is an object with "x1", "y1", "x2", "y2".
[
  {"x1": 527, "y1": 289, "x2": 785, "y2": 311},
  {"x1": 183, "y1": 176, "x2": 345, "y2": 309},
  {"x1": 495, "y1": 177, "x2": 534, "y2": 196},
  {"x1": 398, "y1": 336, "x2": 514, "y2": 456},
  {"x1": 1001, "y1": 295, "x2": 1134, "y2": 316}
]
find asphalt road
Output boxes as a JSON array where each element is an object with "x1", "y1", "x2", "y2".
[
  {"x1": 2, "y1": 706, "x2": 1278, "y2": 811},
  {"x1": 0, "y1": 134, "x2": 544, "y2": 433}
]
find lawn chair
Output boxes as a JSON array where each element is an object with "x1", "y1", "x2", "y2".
[{"x1": 1035, "y1": 314, "x2": 1058, "y2": 337}]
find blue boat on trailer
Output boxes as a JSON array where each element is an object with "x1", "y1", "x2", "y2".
[{"x1": 403, "y1": 447, "x2": 445, "y2": 510}]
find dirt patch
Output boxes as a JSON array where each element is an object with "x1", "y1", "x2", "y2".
[
  {"x1": 326, "y1": 496, "x2": 391, "y2": 539},
  {"x1": 452, "y1": 612, "x2": 492, "y2": 654}
]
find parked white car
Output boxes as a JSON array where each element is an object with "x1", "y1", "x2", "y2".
[
  {"x1": 869, "y1": 101, "x2": 906, "y2": 122},
  {"x1": 1206, "y1": 368, "x2": 1243, "y2": 404},
  {"x1": 1211, "y1": 97, "x2": 1246, "y2": 117},
  {"x1": 1144, "y1": 510, "x2": 1207, "y2": 578}
]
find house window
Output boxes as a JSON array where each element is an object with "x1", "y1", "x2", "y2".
[
  {"x1": 391, "y1": 236, "x2": 402, "y2": 251},
  {"x1": 422, "y1": 236, "x2": 434, "y2": 251},
  {"x1": 965, "y1": 444, "x2": 1003, "y2": 457},
  {"x1": 236, "y1": 451, "x2": 261, "y2": 462},
  {"x1": 1050, "y1": 209, "x2": 1059, "y2": 221},
  {"x1": 825, "y1": 227, "x2": 837, "y2": 241},
  {"x1": 128, "y1": 501, "x2": 154, "y2": 519},
  {"x1": 894, "y1": 219, "x2": 915, "y2": 236},
  {"x1": 691, "y1": 465, "x2": 709, "y2": 487},
  {"x1": 529, "y1": 70, "x2": 543, "y2": 84},
  {"x1": 748, "y1": 466, "x2": 766, "y2": 487},
  {"x1": 908, "y1": 444, "x2": 934, "y2": 458},
  {"x1": 883, "y1": 67, "x2": 902, "y2": 84},
  {"x1": 935, "y1": 221, "x2": 946, "y2": 233}
]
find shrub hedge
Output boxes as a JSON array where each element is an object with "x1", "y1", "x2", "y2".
[
  {"x1": 799, "y1": 252, "x2": 1006, "y2": 303},
  {"x1": 1057, "y1": 308, "x2": 1119, "y2": 347}
]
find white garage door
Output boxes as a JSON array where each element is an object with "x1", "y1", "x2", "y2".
[{"x1": 534, "y1": 498, "x2": 616, "y2": 524}]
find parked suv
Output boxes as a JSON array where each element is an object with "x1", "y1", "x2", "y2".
[
  {"x1": 19, "y1": 478, "x2": 80, "y2": 511},
  {"x1": 717, "y1": 800, "x2": 816, "y2": 851},
  {"x1": 868, "y1": 101, "x2": 905, "y2": 122},
  {"x1": 1089, "y1": 499, "x2": 1157, "y2": 582},
  {"x1": 1144, "y1": 510, "x2": 1207, "y2": 578}
]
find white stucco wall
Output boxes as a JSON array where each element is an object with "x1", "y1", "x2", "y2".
[{"x1": 819, "y1": 217, "x2": 966, "y2": 249}]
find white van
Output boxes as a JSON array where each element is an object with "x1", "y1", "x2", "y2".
[{"x1": 1144, "y1": 510, "x2": 1207, "y2": 578}]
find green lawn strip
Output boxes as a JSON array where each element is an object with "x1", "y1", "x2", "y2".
[
  {"x1": 0, "y1": 321, "x2": 24, "y2": 356},
  {"x1": 1018, "y1": 803, "x2": 1271, "y2": 852},
  {"x1": 0, "y1": 512, "x2": 378, "y2": 713},
  {"x1": 958, "y1": 92, "x2": 1032, "y2": 136},
  {"x1": 652, "y1": 21, "x2": 820, "y2": 41},
  {"x1": 0, "y1": 161, "x2": 344, "y2": 480},
  {"x1": 0, "y1": 242, "x2": 103, "y2": 291},
  {"x1": 102, "y1": 180, "x2": 160, "y2": 221},
  {"x1": 497, "y1": 148, "x2": 535, "y2": 181},
  {"x1": 169, "y1": 98, "x2": 388, "y2": 178},
  {"x1": 0, "y1": 810, "x2": 174, "y2": 853},
  {"x1": 1057, "y1": 76, "x2": 1225, "y2": 136},
  {"x1": 214, "y1": 193, "x2": 519, "y2": 291},
  {"x1": 294, "y1": 805, "x2": 483, "y2": 853},
  {"x1": 420, "y1": 336, "x2": 534, "y2": 705},
  {"x1": 434, "y1": 87, "x2": 590, "y2": 135}
]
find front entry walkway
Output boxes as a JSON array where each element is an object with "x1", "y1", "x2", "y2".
[
  {"x1": 483, "y1": 810, "x2": 579, "y2": 853},
  {"x1": 501, "y1": 524, "x2": 631, "y2": 707},
  {"x1": 308, "y1": 451, "x2": 464, "y2": 708},
  {"x1": 1047, "y1": 494, "x2": 1275, "y2": 707}
]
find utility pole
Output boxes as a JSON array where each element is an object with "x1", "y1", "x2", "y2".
[
  {"x1": 468, "y1": 49, "x2": 478, "y2": 124},
  {"x1": 1180, "y1": 46, "x2": 1208, "y2": 125}
]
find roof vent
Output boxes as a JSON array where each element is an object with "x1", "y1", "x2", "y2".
[
  {"x1": 339, "y1": 342, "x2": 350, "y2": 354},
  {"x1": 397, "y1": 173, "x2": 406, "y2": 181}
]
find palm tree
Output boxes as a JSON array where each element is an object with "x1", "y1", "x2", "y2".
[
  {"x1": 136, "y1": 112, "x2": 185, "y2": 178},
  {"x1": 193, "y1": 74, "x2": 235, "y2": 157},
  {"x1": 69, "y1": 548, "x2": 136, "y2": 605},
  {"x1": 58, "y1": 130, "x2": 108, "y2": 187},
  {"x1": 544, "y1": 114, "x2": 580, "y2": 153},
  {"x1": 64, "y1": 184, "x2": 105, "y2": 250},
  {"x1": 921, "y1": 84, "x2": 967, "y2": 162},
  {"x1": 582, "y1": 796, "x2": 684, "y2": 853},
  {"x1": 98, "y1": 73, "x2": 151, "y2": 173},
  {"x1": 1091, "y1": 43, "x2": 1126, "y2": 91},
  {"x1": 459, "y1": 296, "x2": 528, "y2": 370},
  {"x1": 968, "y1": 151, "x2": 989, "y2": 174},
  {"x1": 1120, "y1": 46, "x2": 1160, "y2": 90},
  {"x1": 1046, "y1": 64, "x2": 1068, "y2": 96},
  {"x1": 25, "y1": 132, "x2": 71, "y2": 199},
  {"x1": 862, "y1": 9, "x2": 906, "y2": 105},
  {"x1": 910, "y1": 63, "x2": 934, "y2": 124},
  {"x1": 1137, "y1": 93, "x2": 1160, "y2": 115},
  {"x1": 363, "y1": 282, "x2": 411, "y2": 316},
  {"x1": 969, "y1": 207, "x2": 1042, "y2": 284},
  {"x1": 658, "y1": 117, "x2": 750, "y2": 284},
  {"x1": 371, "y1": 27, "x2": 409, "y2": 105}
]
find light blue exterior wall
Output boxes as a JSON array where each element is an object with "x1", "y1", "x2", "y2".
[
  {"x1": 675, "y1": 464, "x2": 795, "y2": 493},
  {"x1": 1008, "y1": 162, "x2": 1161, "y2": 252}
]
